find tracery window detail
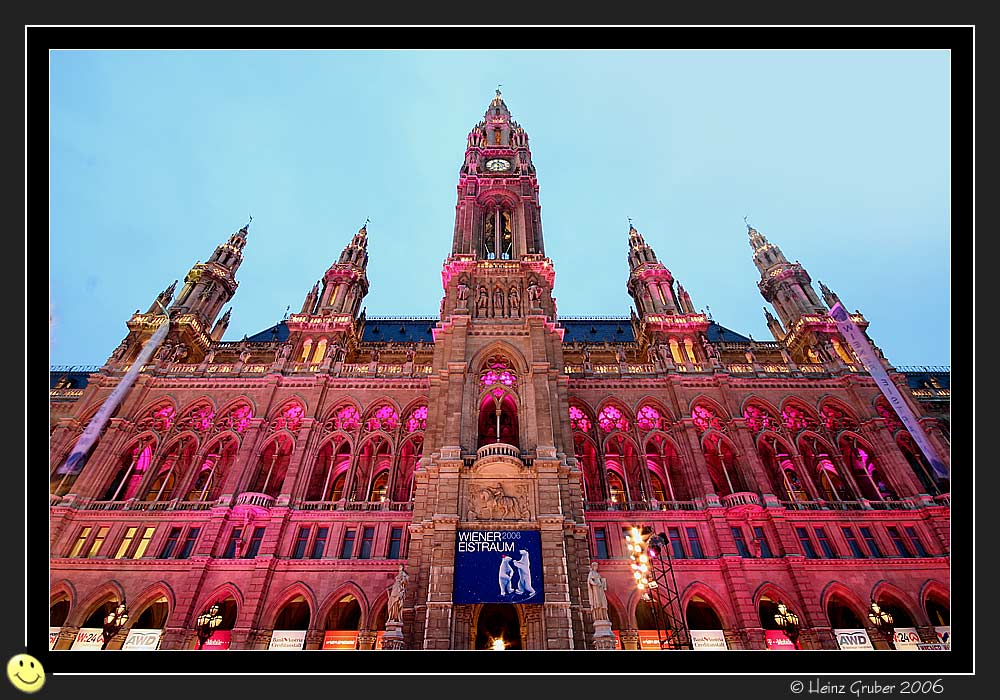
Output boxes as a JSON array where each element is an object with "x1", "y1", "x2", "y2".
[
  {"x1": 820, "y1": 404, "x2": 859, "y2": 432},
  {"x1": 636, "y1": 405, "x2": 666, "y2": 432},
  {"x1": 691, "y1": 404, "x2": 724, "y2": 433},
  {"x1": 405, "y1": 405, "x2": 428, "y2": 433},
  {"x1": 781, "y1": 402, "x2": 818, "y2": 432},
  {"x1": 479, "y1": 356, "x2": 518, "y2": 391},
  {"x1": 598, "y1": 405, "x2": 630, "y2": 433},
  {"x1": 136, "y1": 404, "x2": 175, "y2": 433},
  {"x1": 326, "y1": 405, "x2": 361, "y2": 433},
  {"x1": 217, "y1": 402, "x2": 253, "y2": 434},
  {"x1": 569, "y1": 405, "x2": 592, "y2": 433},
  {"x1": 743, "y1": 404, "x2": 778, "y2": 434},
  {"x1": 365, "y1": 404, "x2": 399, "y2": 432},
  {"x1": 179, "y1": 403, "x2": 215, "y2": 433},
  {"x1": 271, "y1": 402, "x2": 305, "y2": 432}
]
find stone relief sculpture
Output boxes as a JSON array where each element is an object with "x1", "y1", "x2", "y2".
[{"x1": 468, "y1": 482, "x2": 530, "y2": 521}]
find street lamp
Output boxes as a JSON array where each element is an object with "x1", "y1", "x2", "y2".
[
  {"x1": 195, "y1": 603, "x2": 223, "y2": 649},
  {"x1": 101, "y1": 599, "x2": 129, "y2": 650},
  {"x1": 868, "y1": 601, "x2": 895, "y2": 650},
  {"x1": 773, "y1": 601, "x2": 801, "y2": 650}
]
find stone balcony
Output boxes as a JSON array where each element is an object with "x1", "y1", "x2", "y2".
[
  {"x1": 234, "y1": 491, "x2": 275, "y2": 509},
  {"x1": 720, "y1": 491, "x2": 763, "y2": 512},
  {"x1": 471, "y1": 442, "x2": 524, "y2": 470}
]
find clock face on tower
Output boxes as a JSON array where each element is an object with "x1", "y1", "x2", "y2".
[{"x1": 485, "y1": 158, "x2": 511, "y2": 172}]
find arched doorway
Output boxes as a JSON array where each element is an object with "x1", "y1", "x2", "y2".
[
  {"x1": 270, "y1": 595, "x2": 311, "y2": 650},
  {"x1": 686, "y1": 595, "x2": 727, "y2": 650},
  {"x1": 926, "y1": 597, "x2": 949, "y2": 626},
  {"x1": 122, "y1": 595, "x2": 170, "y2": 650},
  {"x1": 474, "y1": 604, "x2": 522, "y2": 650},
  {"x1": 323, "y1": 594, "x2": 362, "y2": 650},
  {"x1": 50, "y1": 598, "x2": 70, "y2": 628},
  {"x1": 759, "y1": 595, "x2": 801, "y2": 650}
]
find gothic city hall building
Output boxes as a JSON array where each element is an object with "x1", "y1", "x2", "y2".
[{"x1": 48, "y1": 92, "x2": 950, "y2": 653}]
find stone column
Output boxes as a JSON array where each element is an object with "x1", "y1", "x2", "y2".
[
  {"x1": 619, "y1": 628, "x2": 639, "y2": 650},
  {"x1": 54, "y1": 626, "x2": 79, "y2": 650},
  {"x1": 357, "y1": 630, "x2": 377, "y2": 650}
]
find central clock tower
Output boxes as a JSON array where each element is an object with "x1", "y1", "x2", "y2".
[{"x1": 403, "y1": 90, "x2": 590, "y2": 649}]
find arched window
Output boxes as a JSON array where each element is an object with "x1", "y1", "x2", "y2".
[
  {"x1": 130, "y1": 596, "x2": 170, "y2": 631},
  {"x1": 312, "y1": 339, "x2": 328, "y2": 364},
  {"x1": 841, "y1": 436, "x2": 897, "y2": 501},
  {"x1": 248, "y1": 436, "x2": 293, "y2": 497},
  {"x1": 394, "y1": 436, "x2": 423, "y2": 502},
  {"x1": 897, "y1": 432, "x2": 946, "y2": 495},
  {"x1": 575, "y1": 436, "x2": 602, "y2": 503},
  {"x1": 686, "y1": 595, "x2": 724, "y2": 630},
  {"x1": 826, "y1": 596, "x2": 864, "y2": 629},
  {"x1": 305, "y1": 440, "x2": 351, "y2": 501},
  {"x1": 273, "y1": 596, "x2": 311, "y2": 631},
  {"x1": 757, "y1": 434, "x2": 806, "y2": 502},
  {"x1": 799, "y1": 435, "x2": 854, "y2": 501},
  {"x1": 216, "y1": 401, "x2": 253, "y2": 434},
  {"x1": 645, "y1": 434, "x2": 687, "y2": 501},
  {"x1": 300, "y1": 339, "x2": 313, "y2": 363},
  {"x1": 598, "y1": 404, "x2": 630, "y2": 433},
  {"x1": 144, "y1": 436, "x2": 197, "y2": 501},
  {"x1": 404, "y1": 405, "x2": 428, "y2": 433},
  {"x1": 925, "y1": 596, "x2": 949, "y2": 626},
  {"x1": 478, "y1": 391, "x2": 519, "y2": 448},
  {"x1": 636, "y1": 404, "x2": 667, "y2": 432},
  {"x1": 482, "y1": 208, "x2": 514, "y2": 260},
  {"x1": 364, "y1": 404, "x2": 399, "y2": 433},
  {"x1": 104, "y1": 440, "x2": 155, "y2": 501},
  {"x1": 329, "y1": 472, "x2": 347, "y2": 501},
  {"x1": 569, "y1": 404, "x2": 593, "y2": 434},
  {"x1": 186, "y1": 435, "x2": 238, "y2": 502},
  {"x1": 369, "y1": 471, "x2": 389, "y2": 501},
  {"x1": 271, "y1": 402, "x2": 305, "y2": 433},
  {"x1": 743, "y1": 402, "x2": 779, "y2": 434},
  {"x1": 351, "y1": 438, "x2": 391, "y2": 501},
  {"x1": 51, "y1": 597, "x2": 71, "y2": 628},
  {"x1": 820, "y1": 402, "x2": 859, "y2": 433},
  {"x1": 702, "y1": 434, "x2": 746, "y2": 496},
  {"x1": 781, "y1": 401, "x2": 819, "y2": 433},
  {"x1": 178, "y1": 402, "x2": 215, "y2": 433},
  {"x1": 325, "y1": 594, "x2": 361, "y2": 632},
  {"x1": 691, "y1": 403, "x2": 725, "y2": 433},
  {"x1": 327, "y1": 404, "x2": 361, "y2": 433},
  {"x1": 607, "y1": 471, "x2": 626, "y2": 506},
  {"x1": 875, "y1": 397, "x2": 904, "y2": 434}
]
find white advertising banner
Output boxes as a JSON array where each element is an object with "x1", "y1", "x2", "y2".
[
  {"x1": 834, "y1": 628, "x2": 875, "y2": 651},
  {"x1": 689, "y1": 629, "x2": 728, "y2": 650},
  {"x1": 122, "y1": 628, "x2": 163, "y2": 651},
  {"x1": 71, "y1": 627, "x2": 105, "y2": 651},
  {"x1": 934, "y1": 626, "x2": 951, "y2": 648},
  {"x1": 829, "y1": 302, "x2": 948, "y2": 480},
  {"x1": 49, "y1": 627, "x2": 61, "y2": 650},
  {"x1": 893, "y1": 627, "x2": 922, "y2": 651},
  {"x1": 268, "y1": 630, "x2": 307, "y2": 650}
]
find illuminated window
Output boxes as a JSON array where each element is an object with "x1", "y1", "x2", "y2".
[
  {"x1": 334, "y1": 405, "x2": 361, "y2": 431},
  {"x1": 569, "y1": 405, "x2": 592, "y2": 433},
  {"x1": 370, "y1": 472, "x2": 389, "y2": 501},
  {"x1": 86, "y1": 527, "x2": 109, "y2": 558},
  {"x1": 365, "y1": 404, "x2": 399, "y2": 432},
  {"x1": 598, "y1": 405, "x2": 630, "y2": 433},
  {"x1": 493, "y1": 129, "x2": 501, "y2": 144},
  {"x1": 743, "y1": 404, "x2": 778, "y2": 433},
  {"x1": 68, "y1": 527, "x2": 92, "y2": 558},
  {"x1": 691, "y1": 404, "x2": 723, "y2": 433},
  {"x1": 405, "y1": 405, "x2": 428, "y2": 432},
  {"x1": 133, "y1": 527, "x2": 155, "y2": 559},
  {"x1": 312, "y1": 338, "x2": 328, "y2": 364},
  {"x1": 636, "y1": 405, "x2": 665, "y2": 432},
  {"x1": 607, "y1": 472, "x2": 626, "y2": 504},
  {"x1": 300, "y1": 339, "x2": 313, "y2": 363},
  {"x1": 114, "y1": 527, "x2": 138, "y2": 559}
]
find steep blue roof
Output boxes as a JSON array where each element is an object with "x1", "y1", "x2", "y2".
[
  {"x1": 362, "y1": 318, "x2": 437, "y2": 343},
  {"x1": 245, "y1": 322, "x2": 290, "y2": 343},
  {"x1": 560, "y1": 319, "x2": 634, "y2": 342}
]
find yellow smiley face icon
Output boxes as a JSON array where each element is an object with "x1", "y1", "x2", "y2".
[{"x1": 7, "y1": 654, "x2": 45, "y2": 694}]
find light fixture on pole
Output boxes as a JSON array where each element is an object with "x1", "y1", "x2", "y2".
[
  {"x1": 773, "y1": 601, "x2": 801, "y2": 649},
  {"x1": 868, "y1": 601, "x2": 895, "y2": 650},
  {"x1": 195, "y1": 603, "x2": 223, "y2": 649},
  {"x1": 101, "y1": 599, "x2": 129, "y2": 650}
]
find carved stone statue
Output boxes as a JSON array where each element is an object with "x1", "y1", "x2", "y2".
[
  {"x1": 156, "y1": 343, "x2": 173, "y2": 361},
  {"x1": 702, "y1": 336, "x2": 719, "y2": 359},
  {"x1": 477, "y1": 286, "x2": 489, "y2": 311},
  {"x1": 744, "y1": 347, "x2": 756, "y2": 364},
  {"x1": 387, "y1": 565, "x2": 409, "y2": 622},
  {"x1": 469, "y1": 482, "x2": 530, "y2": 521},
  {"x1": 279, "y1": 343, "x2": 292, "y2": 359},
  {"x1": 330, "y1": 342, "x2": 345, "y2": 364},
  {"x1": 527, "y1": 283, "x2": 542, "y2": 303},
  {"x1": 657, "y1": 343, "x2": 674, "y2": 368},
  {"x1": 493, "y1": 288, "x2": 505, "y2": 315},
  {"x1": 405, "y1": 345, "x2": 416, "y2": 363},
  {"x1": 171, "y1": 342, "x2": 188, "y2": 363},
  {"x1": 508, "y1": 287, "x2": 520, "y2": 316},
  {"x1": 457, "y1": 283, "x2": 470, "y2": 301},
  {"x1": 370, "y1": 347, "x2": 381, "y2": 363},
  {"x1": 239, "y1": 349, "x2": 251, "y2": 364},
  {"x1": 587, "y1": 562, "x2": 609, "y2": 621},
  {"x1": 615, "y1": 345, "x2": 627, "y2": 364},
  {"x1": 582, "y1": 346, "x2": 592, "y2": 369}
]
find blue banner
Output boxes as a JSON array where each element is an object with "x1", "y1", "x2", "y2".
[{"x1": 454, "y1": 530, "x2": 544, "y2": 604}]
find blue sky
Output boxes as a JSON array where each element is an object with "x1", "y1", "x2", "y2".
[{"x1": 49, "y1": 49, "x2": 951, "y2": 368}]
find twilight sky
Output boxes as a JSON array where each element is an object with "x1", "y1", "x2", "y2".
[{"x1": 49, "y1": 49, "x2": 951, "y2": 368}]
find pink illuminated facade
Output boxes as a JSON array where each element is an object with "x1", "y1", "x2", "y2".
[{"x1": 49, "y1": 91, "x2": 950, "y2": 651}]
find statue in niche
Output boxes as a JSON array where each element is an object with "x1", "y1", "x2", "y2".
[
  {"x1": 582, "y1": 346, "x2": 592, "y2": 369},
  {"x1": 493, "y1": 287, "x2": 505, "y2": 316},
  {"x1": 156, "y1": 342, "x2": 173, "y2": 361},
  {"x1": 702, "y1": 336, "x2": 719, "y2": 360},
  {"x1": 239, "y1": 349, "x2": 251, "y2": 364},
  {"x1": 656, "y1": 342, "x2": 674, "y2": 369},
  {"x1": 527, "y1": 283, "x2": 542, "y2": 303},
  {"x1": 615, "y1": 345, "x2": 627, "y2": 364},
  {"x1": 204, "y1": 349, "x2": 216, "y2": 364},
  {"x1": 807, "y1": 347, "x2": 821, "y2": 363},
  {"x1": 330, "y1": 342, "x2": 345, "y2": 364},
  {"x1": 587, "y1": 562, "x2": 609, "y2": 621},
  {"x1": 279, "y1": 343, "x2": 292, "y2": 359},
  {"x1": 370, "y1": 347, "x2": 381, "y2": 364},
  {"x1": 457, "y1": 283, "x2": 470, "y2": 301},
  {"x1": 508, "y1": 286, "x2": 520, "y2": 315},
  {"x1": 477, "y1": 286, "x2": 489, "y2": 313},
  {"x1": 405, "y1": 345, "x2": 416, "y2": 363},
  {"x1": 387, "y1": 565, "x2": 409, "y2": 623},
  {"x1": 744, "y1": 346, "x2": 756, "y2": 364}
]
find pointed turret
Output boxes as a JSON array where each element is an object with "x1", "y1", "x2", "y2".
[
  {"x1": 300, "y1": 280, "x2": 321, "y2": 314},
  {"x1": 146, "y1": 279, "x2": 178, "y2": 314},
  {"x1": 170, "y1": 221, "x2": 247, "y2": 328},
  {"x1": 315, "y1": 222, "x2": 370, "y2": 317},
  {"x1": 626, "y1": 222, "x2": 680, "y2": 315},
  {"x1": 819, "y1": 281, "x2": 841, "y2": 309},
  {"x1": 764, "y1": 307, "x2": 786, "y2": 342},
  {"x1": 749, "y1": 221, "x2": 827, "y2": 329},
  {"x1": 211, "y1": 307, "x2": 232, "y2": 341}
]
